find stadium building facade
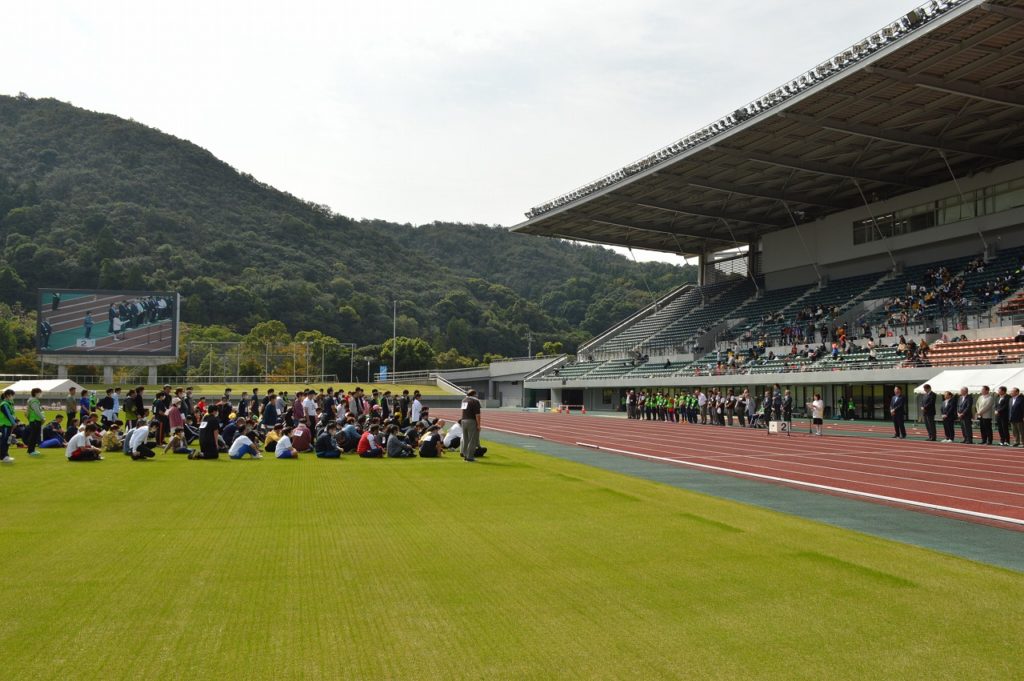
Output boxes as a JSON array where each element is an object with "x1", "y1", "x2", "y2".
[{"x1": 515, "y1": 0, "x2": 1024, "y2": 420}]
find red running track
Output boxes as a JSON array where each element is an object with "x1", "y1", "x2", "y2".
[{"x1": 436, "y1": 410, "x2": 1024, "y2": 529}]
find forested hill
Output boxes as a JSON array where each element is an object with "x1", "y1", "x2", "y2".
[{"x1": 0, "y1": 94, "x2": 696, "y2": 358}]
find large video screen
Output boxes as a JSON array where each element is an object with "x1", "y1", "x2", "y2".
[{"x1": 37, "y1": 289, "x2": 180, "y2": 357}]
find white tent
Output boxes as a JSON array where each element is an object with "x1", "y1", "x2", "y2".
[
  {"x1": 914, "y1": 367, "x2": 1024, "y2": 394},
  {"x1": 2, "y1": 379, "x2": 84, "y2": 398}
]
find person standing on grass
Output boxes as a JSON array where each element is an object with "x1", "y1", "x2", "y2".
[
  {"x1": 460, "y1": 389, "x2": 483, "y2": 462},
  {"x1": 25, "y1": 387, "x2": 45, "y2": 457},
  {"x1": 64, "y1": 387, "x2": 77, "y2": 426},
  {"x1": 890, "y1": 387, "x2": 907, "y2": 439},
  {"x1": 957, "y1": 387, "x2": 974, "y2": 444},
  {"x1": 193, "y1": 404, "x2": 221, "y2": 459},
  {"x1": 1009, "y1": 387, "x2": 1024, "y2": 447},
  {"x1": 79, "y1": 389, "x2": 91, "y2": 423},
  {"x1": 920, "y1": 384, "x2": 937, "y2": 442},
  {"x1": 0, "y1": 389, "x2": 18, "y2": 464}
]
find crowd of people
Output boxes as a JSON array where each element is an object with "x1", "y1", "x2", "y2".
[
  {"x1": 624, "y1": 385, "x2": 827, "y2": 435},
  {"x1": 621, "y1": 383, "x2": 1024, "y2": 445},
  {"x1": 0, "y1": 385, "x2": 487, "y2": 464}
]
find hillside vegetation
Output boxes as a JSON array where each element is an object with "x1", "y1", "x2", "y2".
[{"x1": 0, "y1": 94, "x2": 695, "y2": 372}]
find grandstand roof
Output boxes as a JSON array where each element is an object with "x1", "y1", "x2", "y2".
[{"x1": 512, "y1": 0, "x2": 1024, "y2": 255}]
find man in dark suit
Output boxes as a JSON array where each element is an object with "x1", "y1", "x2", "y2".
[
  {"x1": 956, "y1": 387, "x2": 974, "y2": 444},
  {"x1": 890, "y1": 387, "x2": 907, "y2": 439},
  {"x1": 995, "y1": 386, "x2": 1011, "y2": 447},
  {"x1": 1008, "y1": 387, "x2": 1024, "y2": 447},
  {"x1": 920, "y1": 383, "x2": 937, "y2": 442},
  {"x1": 940, "y1": 390, "x2": 957, "y2": 443}
]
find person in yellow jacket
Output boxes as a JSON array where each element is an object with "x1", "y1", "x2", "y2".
[{"x1": 26, "y1": 387, "x2": 45, "y2": 457}]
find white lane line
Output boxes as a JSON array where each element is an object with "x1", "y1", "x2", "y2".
[{"x1": 593, "y1": 443, "x2": 1024, "y2": 527}]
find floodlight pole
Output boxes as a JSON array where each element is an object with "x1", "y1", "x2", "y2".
[{"x1": 392, "y1": 299, "x2": 397, "y2": 383}]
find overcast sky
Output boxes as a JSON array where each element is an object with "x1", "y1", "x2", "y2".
[{"x1": 3, "y1": 0, "x2": 906, "y2": 263}]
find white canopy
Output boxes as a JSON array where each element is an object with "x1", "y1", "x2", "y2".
[
  {"x1": 2, "y1": 379, "x2": 84, "y2": 397},
  {"x1": 914, "y1": 367, "x2": 1024, "y2": 394}
]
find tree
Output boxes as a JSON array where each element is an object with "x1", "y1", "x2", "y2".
[
  {"x1": 542, "y1": 341, "x2": 563, "y2": 355},
  {"x1": 381, "y1": 336, "x2": 436, "y2": 372}
]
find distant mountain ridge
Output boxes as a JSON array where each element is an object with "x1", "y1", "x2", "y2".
[{"x1": 0, "y1": 94, "x2": 696, "y2": 358}]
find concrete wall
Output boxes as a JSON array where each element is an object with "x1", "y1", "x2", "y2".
[{"x1": 762, "y1": 161, "x2": 1024, "y2": 289}]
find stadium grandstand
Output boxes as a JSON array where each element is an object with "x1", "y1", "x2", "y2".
[{"x1": 516, "y1": 0, "x2": 1024, "y2": 420}]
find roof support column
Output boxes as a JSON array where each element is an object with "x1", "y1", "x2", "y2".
[
  {"x1": 852, "y1": 179, "x2": 898, "y2": 272},
  {"x1": 937, "y1": 150, "x2": 989, "y2": 255},
  {"x1": 781, "y1": 202, "x2": 823, "y2": 287}
]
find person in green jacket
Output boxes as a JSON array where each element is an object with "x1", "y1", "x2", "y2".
[
  {"x1": 26, "y1": 387, "x2": 45, "y2": 457},
  {"x1": 0, "y1": 389, "x2": 17, "y2": 464}
]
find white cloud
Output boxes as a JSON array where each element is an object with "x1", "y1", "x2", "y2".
[{"x1": 2, "y1": 0, "x2": 906, "y2": 249}]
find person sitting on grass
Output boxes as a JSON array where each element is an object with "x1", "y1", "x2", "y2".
[
  {"x1": 264, "y1": 423, "x2": 283, "y2": 452},
  {"x1": 228, "y1": 426, "x2": 261, "y2": 460},
  {"x1": 418, "y1": 424, "x2": 444, "y2": 458},
  {"x1": 275, "y1": 426, "x2": 298, "y2": 459},
  {"x1": 165, "y1": 427, "x2": 196, "y2": 456},
  {"x1": 40, "y1": 415, "x2": 67, "y2": 449},
  {"x1": 191, "y1": 404, "x2": 221, "y2": 460},
  {"x1": 66, "y1": 424, "x2": 103, "y2": 461},
  {"x1": 101, "y1": 422, "x2": 124, "y2": 452},
  {"x1": 127, "y1": 421, "x2": 158, "y2": 460},
  {"x1": 338, "y1": 417, "x2": 360, "y2": 452},
  {"x1": 386, "y1": 425, "x2": 414, "y2": 458},
  {"x1": 291, "y1": 421, "x2": 312, "y2": 453},
  {"x1": 443, "y1": 420, "x2": 462, "y2": 450},
  {"x1": 314, "y1": 423, "x2": 341, "y2": 459},
  {"x1": 356, "y1": 424, "x2": 383, "y2": 458}
]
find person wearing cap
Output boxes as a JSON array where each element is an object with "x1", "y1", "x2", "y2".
[
  {"x1": 167, "y1": 396, "x2": 186, "y2": 433},
  {"x1": 460, "y1": 389, "x2": 483, "y2": 462}
]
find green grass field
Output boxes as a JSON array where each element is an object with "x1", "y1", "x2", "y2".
[{"x1": 3, "y1": 442, "x2": 1022, "y2": 679}]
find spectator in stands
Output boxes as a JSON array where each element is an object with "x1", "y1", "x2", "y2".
[
  {"x1": 1009, "y1": 387, "x2": 1024, "y2": 447},
  {"x1": 956, "y1": 387, "x2": 974, "y2": 444},
  {"x1": 940, "y1": 391, "x2": 957, "y2": 443},
  {"x1": 995, "y1": 386, "x2": 1011, "y2": 447},
  {"x1": 976, "y1": 386, "x2": 994, "y2": 445},
  {"x1": 1015, "y1": 326, "x2": 1024, "y2": 343}
]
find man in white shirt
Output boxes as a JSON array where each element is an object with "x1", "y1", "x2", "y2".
[
  {"x1": 302, "y1": 391, "x2": 317, "y2": 429},
  {"x1": 697, "y1": 390, "x2": 708, "y2": 424},
  {"x1": 443, "y1": 421, "x2": 462, "y2": 449},
  {"x1": 411, "y1": 395, "x2": 423, "y2": 423},
  {"x1": 127, "y1": 422, "x2": 157, "y2": 460},
  {"x1": 229, "y1": 426, "x2": 261, "y2": 459},
  {"x1": 976, "y1": 385, "x2": 995, "y2": 445},
  {"x1": 66, "y1": 424, "x2": 103, "y2": 461}
]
